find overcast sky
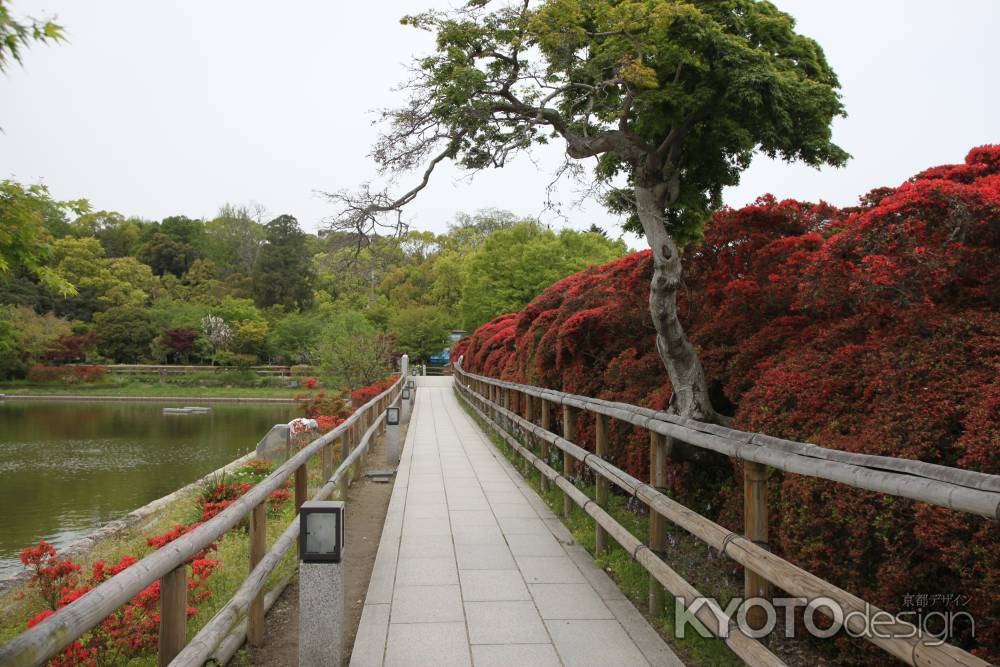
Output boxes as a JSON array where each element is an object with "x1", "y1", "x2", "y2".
[{"x1": 1, "y1": 1, "x2": 997, "y2": 246}]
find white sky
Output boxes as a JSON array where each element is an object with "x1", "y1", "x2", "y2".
[{"x1": 1, "y1": 1, "x2": 997, "y2": 248}]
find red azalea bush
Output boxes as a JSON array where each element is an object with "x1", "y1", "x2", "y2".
[
  {"x1": 301, "y1": 377, "x2": 319, "y2": 389},
  {"x1": 350, "y1": 374, "x2": 399, "y2": 408},
  {"x1": 19, "y1": 540, "x2": 218, "y2": 666},
  {"x1": 26, "y1": 364, "x2": 106, "y2": 384},
  {"x1": 456, "y1": 146, "x2": 999, "y2": 662},
  {"x1": 295, "y1": 390, "x2": 350, "y2": 420}
]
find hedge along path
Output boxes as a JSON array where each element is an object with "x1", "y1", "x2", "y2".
[
  {"x1": 0, "y1": 373, "x2": 405, "y2": 667},
  {"x1": 454, "y1": 363, "x2": 1000, "y2": 518},
  {"x1": 454, "y1": 360, "x2": 994, "y2": 667}
]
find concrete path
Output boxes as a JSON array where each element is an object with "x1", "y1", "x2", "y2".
[{"x1": 351, "y1": 378, "x2": 682, "y2": 667}]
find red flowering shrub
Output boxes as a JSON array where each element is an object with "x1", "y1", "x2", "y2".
[
  {"x1": 458, "y1": 146, "x2": 999, "y2": 662},
  {"x1": 315, "y1": 414, "x2": 346, "y2": 433},
  {"x1": 296, "y1": 390, "x2": 350, "y2": 419},
  {"x1": 26, "y1": 364, "x2": 106, "y2": 383},
  {"x1": 197, "y1": 479, "x2": 252, "y2": 521},
  {"x1": 18, "y1": 541, "x2": 218, "y2": 666},
  {"x1": 301, "y1": 377, "x2": 319, "y2": 389},
  {"x1": 350, "y1": 374, "x2": 399, "y2": 408}
]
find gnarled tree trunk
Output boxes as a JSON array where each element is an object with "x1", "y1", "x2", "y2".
[{"x1": 634, "y1": 180, "x2": 719, "y2": 424}]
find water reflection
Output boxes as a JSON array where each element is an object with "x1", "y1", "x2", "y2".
[{"x1": 0, "y1": 400, "x2": 296, "y2": 578}]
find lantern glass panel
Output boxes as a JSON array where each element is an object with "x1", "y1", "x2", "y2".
[{"x1": 306, "y1": 512, "x2": 338, "y2": 555}]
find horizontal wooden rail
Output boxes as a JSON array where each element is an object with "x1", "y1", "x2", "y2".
[
  {"x1": 457, "y1": 382, "x2": 785, "y2": 666},
  {"x1": 0, "y1": 375, "x2": 403, "y2": 667},
  {"x1": 454, "y1": 362, "x2": 992, "y2": 667},
  {"x1": 453, "y1": 362, "x2": 1000, "y2": 518}
]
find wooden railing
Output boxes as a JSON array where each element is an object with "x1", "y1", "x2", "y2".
[
  {"x1": 453, "y1": 359, "x2": 996, "y2": 667},
  {"x1": 68, "y1": 364, "x2": 316, "y2": 376},
  {"x1": 0, "y1": 374, "x2": 403, "y2": 667}
]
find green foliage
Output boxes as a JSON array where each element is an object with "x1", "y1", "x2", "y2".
[
  {"x1": 390, "y1": 305, "x2": 452, "y2": 362},
  {"x1": 458, "y1": 221, "x2": 626, "y2": 329},
  {"x1": 51, "y1": 237, "x2": 155, "y2": 318},
  {"x1": 93, "y1": 306, "x2": 159, "y2": 363},
  {"x1": 204, "y1": 204, "x2": 265, "y2": 276},
  {"x1": 317, "y1": 310, "x2": 391, "y2": 389},
  {"x1": 0, "y1": 180, "x2": 87, "y2": 296},
  {"x1": 139, "y1": 232, "x2": 199, "y2": 277},
  {"x1": 268, "y1": 310, "x2": 325, "y2": 364},
  {"x1": 392, "y1": 0, "x2": 848, "y2": 242},
  {"x1": 252, "y1": 215, "x2": 314, "y2": 310},
  {"x1": 0, "y1": 0, "x2": 63, "y2": 72},
  {"x1": 230, "y1": 319, "x2": 270, "y2": 360},
  {"x1": 0, "y1": 305, "x2": 72, "y2": 378}
]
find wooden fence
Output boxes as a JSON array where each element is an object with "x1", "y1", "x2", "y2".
[
  {"x1": 0, "y1": 375, "x2": 403, "y2": 667},
  {"x1": 453, "y1": 359, "x2": 996, "y2": 667},
  {"x1": 74, "y1": 364, "x2": 316, "y2": 377}
]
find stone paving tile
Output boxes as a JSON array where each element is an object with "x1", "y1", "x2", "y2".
[
  {"x1": 453, "y1": 524, "x2": 506, "y2": 545},
  {"x1": 505, "y1": 533, "x2": 565, "y2": 557},
  {"x1": 402, "y1": 516, "x2": 452, "y2": 536},
  {"x1": 460, "y1": 569, "x2": 531, "y2": 601},
  {"x1": 349, "y1": 604, "x2": 389, "y2": 667},
  {"x1": 384, "y1": 621, "x2": 472, "y2": 667},
  {"x1": 455, "y1": 543, "x2": 517, "y2": 570},
  {"x1": 529, "y1": 583, "x2": 615, "y2": 620},
  {"x1": 465, "y1": 601, "x2": 550, "y2": 644},
  {"x1": 470, "y1": 644, "x2": 562, "y2": 667},
  {"x1": 405, "y1": 504, "x2": 449, "y2": 519},
  {"x1": 545, "y1": 619, "x2": 651, "y2": 667},
  {"x1": 391, "y1": 584, "x2": 464, "y2": 623},
  {"x1": 450, "y1": 510, "x2": 499, "y2": 528},
  {"x1": 498, "y1": 517, "x2": 551, "y2": 535},
  {"x1": 395, "y1": 556, "x2": 458, "y2": 586},
  {"x1": 490, "y1": 502, "x2": 539, "y2": 519},
  {"x1": 515, "y1": 556, "x2": 587, "y2": 584},
  {"x1": 399, "y1": 534, "x2": 455, "y2": 559}
]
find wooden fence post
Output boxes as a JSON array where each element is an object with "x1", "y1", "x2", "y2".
[
  {"x1": 561, "y1": 405, "x2": 576, "y2": 518},
  {"x1": 247, "y1": 502, "x2": 267, "y2": 647},
  {"x1": 649, "y1": 431, "x2": 670, "y2": 616},
  {"x1": 594, "y1": 413, "x2": 610, "y2": 556},
  {"x1": 539, "y1": 399, "x2": 551, "y2": 493},
  {"x1": 295, "y1": 463, "x2": 308, "y2": 512},
  {"x1": 322, "y1": 441, "x2": 334, "y2": 482},
  {"x1": 157, "y1": 565, "x2": 187, "y2": 667},
  {"x1": 521, "y1": 393, "x2": 533, "y2": 474},
  {"x1": 744, "y1": 461, "x2": 771, "y2": 629}
]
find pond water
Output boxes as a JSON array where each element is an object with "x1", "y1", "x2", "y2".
[{"x1": 0, "y1": 400, "x2": 297, "y2": 579}]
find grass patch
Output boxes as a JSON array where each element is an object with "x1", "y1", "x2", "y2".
[{"x1": 459, "y1": 398, "x2": 743, "y2": 667}]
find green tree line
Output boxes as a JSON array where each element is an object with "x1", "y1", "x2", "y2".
[{"x1": 1, "y1": 183, "x2": 625, "y2": 384}]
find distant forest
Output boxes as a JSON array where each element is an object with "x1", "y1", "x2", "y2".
[{"x1": 0, "y1": 182, "x2": 625, "y2": 384}]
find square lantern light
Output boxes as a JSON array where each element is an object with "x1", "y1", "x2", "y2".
[
  {"x1": 406, "y1": 379, "x2": 415, "y2": 390},
  {"x1": 299, "y1": 500, "x2": 344, "y2": 563},
  {"x1": 386, "y1": 407, "x2": 400, "y2": 426},
  {"x1": 402, "y1": 387, "x2": 411, "y2": 400}
]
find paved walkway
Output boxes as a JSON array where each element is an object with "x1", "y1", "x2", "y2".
[{"x1": 351, "y1": 378, "x2": 682, "y2": 667}]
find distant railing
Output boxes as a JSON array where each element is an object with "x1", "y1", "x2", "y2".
[
  {"x1": 62, "y1": 364, "x2": 318, "y2": 377},
  {"x1": 0, "y1": 373, "x2": 404, "y2": 667},
  {"x1": 453, "y1": 358, "x2": 996, "y2": 667}
]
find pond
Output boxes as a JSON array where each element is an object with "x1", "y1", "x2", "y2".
[{"x1": 0, "y1": 400, "x2": 297, "y2": 579}]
